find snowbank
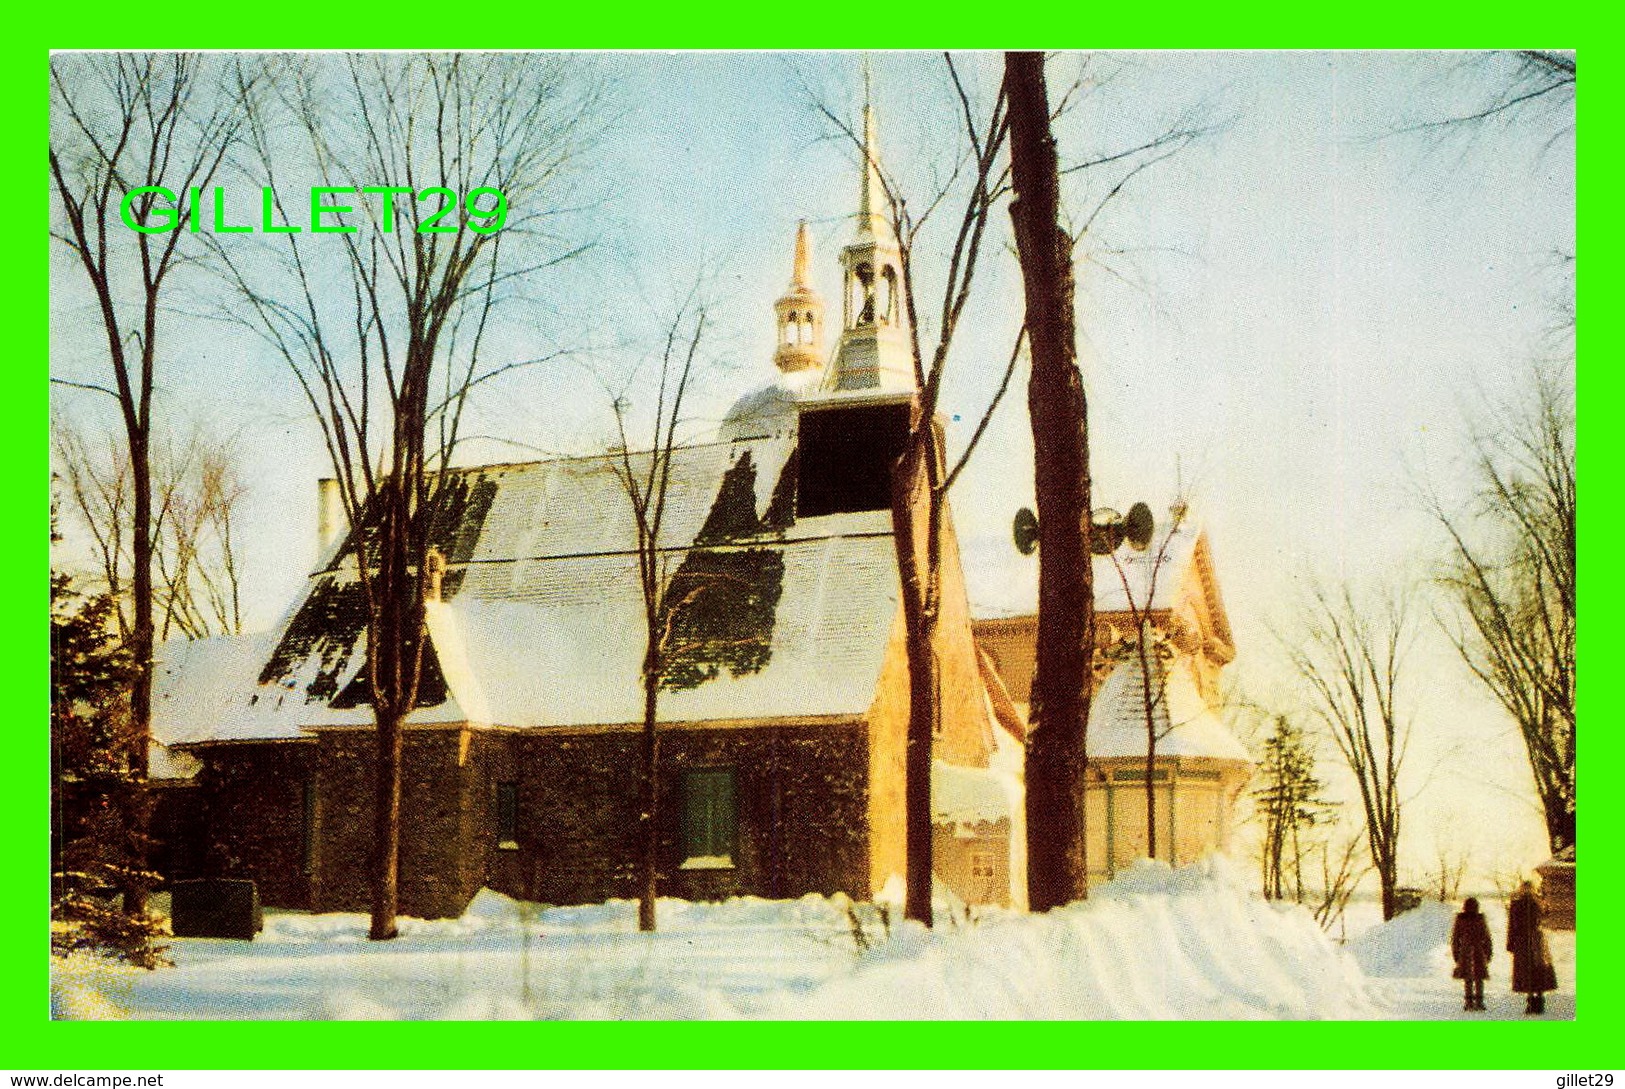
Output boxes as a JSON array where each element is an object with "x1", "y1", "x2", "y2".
[
  {"x1": 773, "y1": 857, "x2": 1372, "y2": 1019},
  {"x1": 1347, "y1": 901, "x2": 1477, "y2": 979},
  {"x1": 58, "y1": 861, "x2": 1496, "y2": 1021}
]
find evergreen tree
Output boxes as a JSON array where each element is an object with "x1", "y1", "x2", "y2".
[
  {"x1": 51, "y1": 559, "x2": 167, "y2": 968},
  {"x1": 1253, "y1": 716, "x2": 1333, "y2": 902}
]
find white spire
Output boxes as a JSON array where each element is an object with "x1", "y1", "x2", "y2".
[{"x1": 857, "y1": 68, "x2": 889, "y2": 240}]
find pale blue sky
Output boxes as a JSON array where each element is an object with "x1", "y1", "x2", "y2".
[{"x1": 50, "y1": 51, "x2": 1575, "y2": 884}]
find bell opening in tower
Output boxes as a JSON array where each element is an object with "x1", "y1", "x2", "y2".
[
  {"x1": 795, "y1": 401, "x2": 912, "y2": 517},
  {"x1": 853, "y1": 263, "x2": 875, "y2": 326}
]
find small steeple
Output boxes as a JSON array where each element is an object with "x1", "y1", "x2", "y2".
[{"x1": 773, "y1": 221, "x2": 825, "y2": 375}]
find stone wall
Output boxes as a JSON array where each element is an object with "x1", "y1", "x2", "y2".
[
  {"x1": 487, "y1": 721, "x2": 873, "y2": 906},
  {"x1": 309, "y1": 726, "x2": 486, "y2": 919},
  {"x1": 187, "y1": 739, "x2": 317, "y2": 909},
  {"x1": 180, "y1": 719, "x2": 875, "y2": 918}
]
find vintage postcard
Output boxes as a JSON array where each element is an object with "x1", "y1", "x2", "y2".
[{"x1": 47, "y1": 50, "x2": 1574, "y2": 1024}]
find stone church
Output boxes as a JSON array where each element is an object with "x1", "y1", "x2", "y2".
[{"x1": 148, "y1": 100, "x2": 1248, "y2": 919}]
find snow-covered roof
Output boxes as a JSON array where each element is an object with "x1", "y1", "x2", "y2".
[
  {"x1": 931, "y1": 758, "x2": 1018, "y2": 825},
  {"x1": 1087, "y1": 652, "x2": 1250, "y2": 763},
  {"x1": 151, "y1": 632, "x2": 310, "y2": 745},
  {"x1": 150, "y1": 627, "x2": 473, "y2": 750},
  {"x1": 161, "y1": 430, "x2": 906, "y2": 741},
  {"x1": 1092, "y1": 522, "x2": 1201, "y2": 615},
  {"x1": 148, "y1": 738, "x2": 202, "y2": 781},
  {"x1": 718, "y1": 369, "x2": 824, "y2": 443},
  {"x1": 424, "y1": 532, "x2": 898, "y2": 727},
  {"x1": 970, "y1": 516, "x2": 1232, "y2": 647}
]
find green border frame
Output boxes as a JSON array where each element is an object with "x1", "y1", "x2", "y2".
[{"x1": 13, "y1": 7, "x2": 1614, "y2": 1071}]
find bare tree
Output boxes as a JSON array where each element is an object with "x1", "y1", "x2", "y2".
[
  {"x1": 1311, "y1": 829, "x2": 1368, "y2": 934},
  {"x1": 815, "y1": 61, "x2": 1018, "y2": 928},
  {"x1": 1427, "y1": 838, "x2": 1471, "y2": 904},
  {"x1": 1398, "y1": 48, "x2": 1574, "y2": 860},
  {"x1": 1100, "y1": 502, "x2": 1189, "y2": 861},
  {"x1": 52, "y1": 424, "x2": 132, "y2": 641},
  {"x1": 1284, "y1": 583, "x2": 1414, "y2": 921},
  {"x1": 1403, "y1": 51, "x2": 1574, "y2": 145},
  {"x1": 1004, "y1": 52, "x2": 1224, "y2": 909},
  {"x1": 213, "y1": 53, "x2": 597, "y2": 940},
  {"x1": 153, "y1": 437, "x2": 245, "y2": 640},
  {"x1": 821, "y1": 53, "x2": 1219, "y2": 919},
  {"x1": 54, "y1": 419, "x2": 247, "y2": 642},
  {"x1": 50, "y1": 55, "x2": 254, "y2": 908},
  {"x1": 606, "y1": 303, "x2": 707, "y2": 933},
  {"x1": 1430, "y1": 370, "x2": 1574, "y2": 853}
]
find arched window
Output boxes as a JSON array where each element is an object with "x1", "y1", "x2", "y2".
[
  {"x1": 801, "y1": 313, "x2": 814, "y2": 345},
  {"x1": 881, "y1": 266, "x2": 899, "y2": 325},
  {"x1": 854, "y1": 262, "x2": 875, "y2": 325}
]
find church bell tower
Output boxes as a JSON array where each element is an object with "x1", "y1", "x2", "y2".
[{"x1": 829, "y1": 90, "x2": 914, "y2": 393}]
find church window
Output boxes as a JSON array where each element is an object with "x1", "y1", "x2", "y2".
[
  {"x1": 495, "y1": 781, "x2": 519, "y2": 849},
  {"x1": 800, "y1": 313, "x2": 814, "y2": 345},
  {"x1": 301, "y1": 779, "x2": 316, "y2": 875},
  {"x1": 681, "y1": 768, "x2": 736, "y2": 865},
  {"x1": 881, "y1": 266, "x2": 898, "y2": 324}
]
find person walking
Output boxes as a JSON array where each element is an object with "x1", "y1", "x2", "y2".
[
  {"x1": 1508, "y1": 880, "x2": 1558, "y2": 1014},
  {"x1": 1451, "y1": 896, "x2": 1493, "y2": 1011}
]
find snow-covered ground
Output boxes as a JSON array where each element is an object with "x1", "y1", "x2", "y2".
[
  {"x1": 49, "y1": 858, "x2": 1575, "y2": 1021},
  {"x1": 1346, "y1": 898, "x2": 1576, "y2": 1021}
]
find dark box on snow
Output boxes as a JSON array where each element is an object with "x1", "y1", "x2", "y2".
[{"x1": 169, "y1": 879, "x2": 263, "y2": 940}]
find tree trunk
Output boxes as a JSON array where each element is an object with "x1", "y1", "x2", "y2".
[
  {"x1": 1006, "y1": 51, "x2": 1093, "y2": 911},
  {"x1": 124, "y1": 431, "x2": 154, "y2": 915},
  {"x1": 1137, "y1": 630, "x2": 1157, "y2": 861},
  {"x1": 366, "y1": 479, "x2": 418, "y2": 942},
  {"x1": 639, "y1": 663, "x2": 660, "y2": 933},
  {"x1": 369, "y1": 702, "x2": 404, "y2": 940},
  {"x1": 1291, "y1": 820, "x2": 1304, "y2": 903},
  {"x1": 1262, "y1": 795, "x2": 1279, "y2": 899},
  {"x1": 890, "y1": 431, "x2": 939, "y2": 927}
]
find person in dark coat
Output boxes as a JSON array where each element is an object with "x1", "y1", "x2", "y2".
[
  {"x1": 1451, "y1": 896, "x2": 1493, "y2": 1010},
  {"x1": 1508, "y1": 880, "x2": 1558, "y2": 1014}
]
